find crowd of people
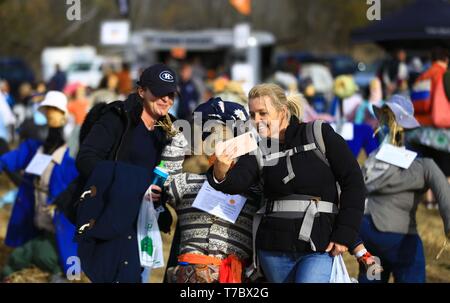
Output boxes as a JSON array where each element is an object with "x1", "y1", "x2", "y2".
[{"x1": 0, "y1": 46, "x2": 450, "y2": 283}]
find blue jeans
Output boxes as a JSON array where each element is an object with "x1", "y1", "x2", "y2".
[
  {"x1": 258, "y1": 250, "x2": 333, "y2": 283},
  {"x1": 358, "y1": 215, "x2": 426, "y2": 283}
]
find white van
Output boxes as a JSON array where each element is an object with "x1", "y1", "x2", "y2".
[
  {"x1": 66, "y1": 57, "x2": 104, "y2": 89},
  {"x1": 42, "y1": 46, "x2": 97, "y2": 82},
  {"x1": 42, "y1": 46, "x2": 121, "y2": 88}
]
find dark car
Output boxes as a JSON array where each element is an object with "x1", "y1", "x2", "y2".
[
  {"x1": 353, "y1": 59, "x2": 383, "y2": 90},
  {"x1": 323, "y1": 55, "x2": 359, "y2": 77},
  {"x1": 0, "y1": 57, "x2": 35, "y2": 98},
  {"x1": 276, "y1": 52, "x2": 359, "y2": 77},
  {"x1": 275, "y1": 51, "x2": 317, "y2": 73}
]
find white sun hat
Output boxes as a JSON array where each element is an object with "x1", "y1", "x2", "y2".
[{"x1": 38, "y1": 91, "x2": 68, "y2": 115}]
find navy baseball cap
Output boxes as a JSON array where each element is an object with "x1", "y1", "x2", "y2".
[
  {"x1": 137, "y1": 63, "x2": 177, "y2": 97},
  {"x1": 193, "y1": 97, "x2": 250, "y2": 140}
]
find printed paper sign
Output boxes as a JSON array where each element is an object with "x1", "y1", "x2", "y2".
[
  {"x1": 25, "y1": 154, "x2": 53, "y2": 176},
  {"x1": 193, "y1": 181, "x2": 247, "y2": 224},
  {"x1": 375, "y1": 143, "x2": 417, "y2": 169}
]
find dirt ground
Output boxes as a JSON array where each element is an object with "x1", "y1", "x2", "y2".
[{"x1": 1, "y1": 166, "x2": 450, "y2": 283}]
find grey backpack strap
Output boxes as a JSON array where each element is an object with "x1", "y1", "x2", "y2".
[
  {"x1": 307, "y1": 120, "x2": 330, "y2": 167},
  {"x1": 313, "y1": 120, "x2": 326, "y2": 155},
  {"x1": 247, "y1": 205, "x2": 265, "y2": 281},
  {"x1": 255, "y1": 147, "x2": 265, "y2": 188},
  {"x1": 245, "y1": 147, "x2": 266, "y2": 281},
  {"x1": 311, "y1": 120, "x2": 342, "y2": 199}
]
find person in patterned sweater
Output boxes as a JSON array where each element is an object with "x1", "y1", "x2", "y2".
[{"x1": 162, "y1": 97, "x2": 259, "y2": 283}]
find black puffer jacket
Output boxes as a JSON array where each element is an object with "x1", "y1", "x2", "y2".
[
  {"x1": 76, "y1": 93, "x2": 171, "y2": 179},
  {"x1": 207, "y1": 116, "x2": 366, "y2": 253},
  {"x1": 56, "y1": 93, "x2": 173, "y2": 225}
]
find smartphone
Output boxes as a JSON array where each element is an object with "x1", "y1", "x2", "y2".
[{"x1": 215, "y1": 131, "x2": 258, "y2": 159}]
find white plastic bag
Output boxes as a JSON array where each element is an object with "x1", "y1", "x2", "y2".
[
  {"x1": 137, "y1": 192, "x2": 164, "y2": 270},
  {"x1": 329, "y1": 255, "x2": 356, "y2": 283}
]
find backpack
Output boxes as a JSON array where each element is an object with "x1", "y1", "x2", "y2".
[
  {"x1": 443, "y1": 70, "x2": 450, "y2": 101},
  {"x1": 79, "y1": 102, "x2": 122, "y2": 145},
  {"x1": 255, "y1": 120, "x2": 329, "y2": 181}
]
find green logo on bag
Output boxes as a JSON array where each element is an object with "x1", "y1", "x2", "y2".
[{"x1": 141, "y1": 236, "x2": 153, "y2": 256}]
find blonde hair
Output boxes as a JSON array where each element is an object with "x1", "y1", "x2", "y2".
[{"x1": 248, "y1": 83, "x2": 303, "y2": 121}]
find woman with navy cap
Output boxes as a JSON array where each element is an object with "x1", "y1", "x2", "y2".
[{"x1": 75, "y1": 63, "x2": 180, "y2": 283}]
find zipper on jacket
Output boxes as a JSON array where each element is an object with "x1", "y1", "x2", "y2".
[{"x1": 114, "y1": 107, "x2": 131, "y2": 161}]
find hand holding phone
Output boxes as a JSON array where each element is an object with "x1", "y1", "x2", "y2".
[{"x1": 215, "y1": 131, "x2": 258, "y2": 160}]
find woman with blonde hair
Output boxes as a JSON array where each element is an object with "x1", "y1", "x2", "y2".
[{"x1": 207, "y1": 83, "x2": 366, "y2": 282}]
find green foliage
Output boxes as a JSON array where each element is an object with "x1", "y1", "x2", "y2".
[{"x1": 0, "y1": 0, "x2": 416, "y2": 79}]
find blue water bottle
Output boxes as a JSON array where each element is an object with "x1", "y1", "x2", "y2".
[
  {"x1": 152, "y1": 161, "x2": 169, "y2": 188},
  {"x1": 151, "y1": 161, "x2": 169, "y2": 214}
]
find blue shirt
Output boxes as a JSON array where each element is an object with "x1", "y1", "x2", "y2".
[{"x1": 345, "y1": 123, "x2": 379, "y2": 157}]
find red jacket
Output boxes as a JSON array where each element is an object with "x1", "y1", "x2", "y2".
[{"x1": 414, "y1": 63, "x2": 447, "y2": 126}]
